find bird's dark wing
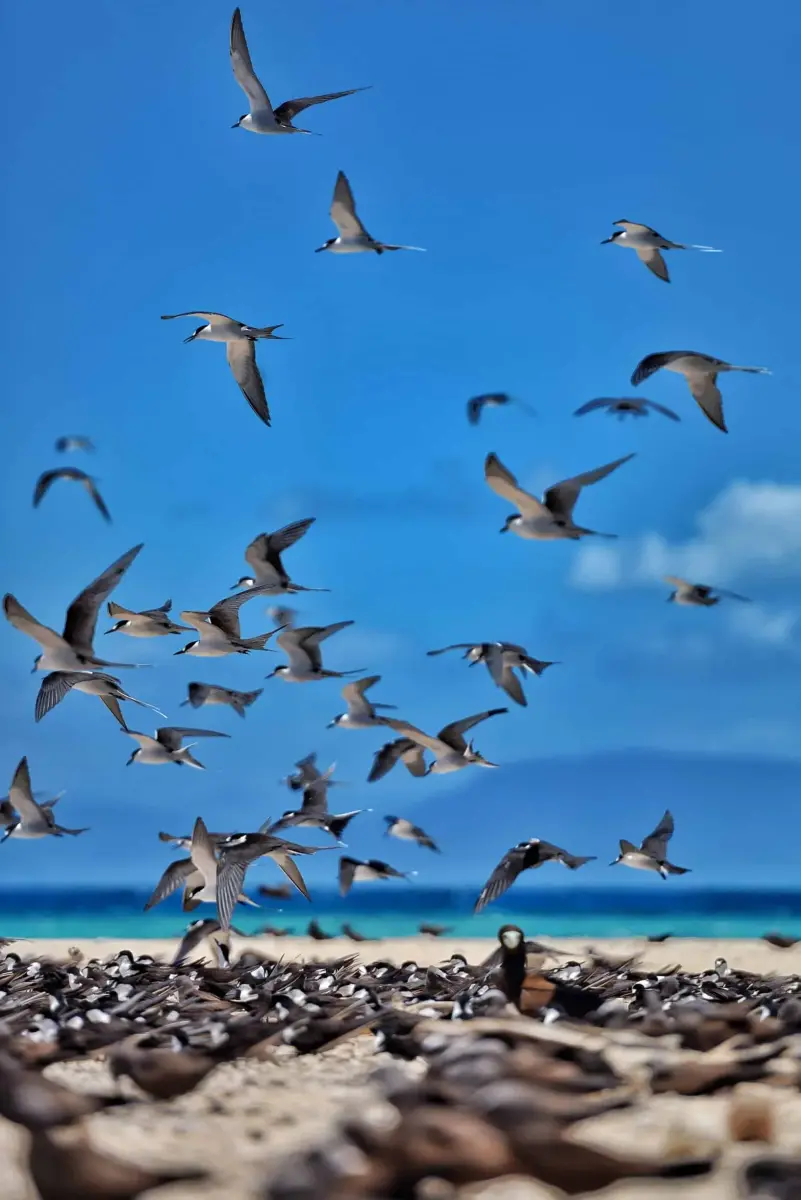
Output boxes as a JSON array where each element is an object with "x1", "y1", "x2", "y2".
[
  {"x1": 144, "y1": 859, "x2": 196, "y2": 910},
  {"x1": 473, "y1": 844, "x2": 532, "y2": 913},
  {"x1": 268, "y1": 518, "x2": 315, "y2": 554},
  {"x1": 63, "y1": 544, "x2": 143, "y2": 655},
  {"x1": 640, "y1": 810, "x2": 675, "y2": 860},
  {"x1": 274, "y1": 87, "x2": 369, "y2": 124},
  {"x1": 368, "y1": 738, "x2": 417, "y2": 783},
  {"x1": 630, "y1": 351, "x2": 687, "y2": 386},
  {"x1": 437, "y1": 708, "x2": 507, "y2": 753},
  {"x1": 643, "y1": 400, "x2": 681, "y2": 421},
  {"x1": 34, "y1": 672, "x2": 79, "y2": 722}
]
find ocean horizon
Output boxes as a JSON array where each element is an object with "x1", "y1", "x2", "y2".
[{"x1": 3, "y1": 885, "x2": 801, "y2": 941}]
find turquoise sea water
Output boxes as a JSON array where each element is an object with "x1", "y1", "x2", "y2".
[{"x1": 3, "y1": 887, "x2": 801, "y2": 940}]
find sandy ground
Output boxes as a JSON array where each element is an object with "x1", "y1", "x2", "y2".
[{"x1": 4, "y1": 936, "x2": 801, "y2": 1198}]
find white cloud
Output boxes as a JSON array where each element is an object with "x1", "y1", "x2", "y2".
[
  {"x1": 728, "y1": 604, "x2": 799, "y2": 646},
  {"x1": 570, "y1": 480, "x2": 801, "y2": 591}
]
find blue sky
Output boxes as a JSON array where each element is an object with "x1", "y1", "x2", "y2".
[{"x1": 1, "y1": 0, "x2": 801, "y2": 889}]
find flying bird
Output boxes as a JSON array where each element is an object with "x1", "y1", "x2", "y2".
[
  {"x1": 474, "y1": 839, "x2": 596, "y2": 913},
  {"x1": 485, "y1": 452, "x2": 635, "y2": 540},
  {"x1": 316, "y1": 171, "x2": 425, "y2": 254},
  {"x1": 269, "y1": 781, "x2": 365, "y2": 841},
  {"x1": 384, "y1": 816, "x2": 439, "y2": 852},
  {"x1": 181, "y1": 682, "x2": 263, "y2": 717},
  {"x1": 161, "y1": 311, "x2": 286, "y2": 427},
  {"x1": 267, "y1": 621, "x2": 360, "y2": 682},
  {"x1": 124, "y1": 726, "x2": 229, "y2": 770},
  {"x1": 574, "y1": 397, "x2": 680, "y2": 421},
  {"x1": 174, "y1": 586, "x2": 283, "y2": 657},
  {"x1": 145, "y1": 817, "x2": 260, "y2": 922},
  {"x1": 327, "y1": 675, "x2": 396, "y2": 728},
  {"x1": 34, "y1": 671, "x2": 165, "y2": 727},
  {"x1": 230, "y1": 8, "x2": 368, "y2": 134},
  {"x1": 283, "y1": 752, "x2": 340, "y2": 795},
  {"x1": 105, "y1": 599, "x2": 192, "y2": 637},
  {"x1": 665, "y1": 577, "x2": 751, "y2": 606},
  {"x1": 631, "y1": 351, "x2": 770, "y2": 432},
  {"x1": 338, "y1": 856, "x2": 410, "y2": 897},
  {"x1": 33, "y1": 468, "x2": 111, "y2": 522},
  {"x1": 3, "y1": 544, "x2": 144, "y2": 672},
  {"x1": 610, "y1": 810, "x2": 690, "y2": 879},
  {"x1": 55, "y1": 435, "x2": 94, "y2": 453},
  {"x1": 467, "y1": 393, "x2": 535, "y2": 425},
  {"x1": 601, "y1": 220, "x2": 721, "y2": 282},
  {"x1": 369, "y1": 709, "x2": 507, "y2": 779},
  {"x1": 1, "y1": 758, "x2": 87, "y2": 842},
  {"x1": 427, "y1": 641, "x2": 557, "y2": 707},
  {"x1": 232, "y1": 519, "x2": 325, "y2": 592},
  {"x1": 212, "y1": 831, "x2": 319, "y2": 926}
]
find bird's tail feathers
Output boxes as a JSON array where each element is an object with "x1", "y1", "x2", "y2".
[{"x1": 687, "y1": 244, "x2": 722, "y2": 252}]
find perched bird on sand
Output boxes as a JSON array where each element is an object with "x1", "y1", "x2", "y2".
[{"x1": 109, "y1": 1046, "x2": 220, "y2": 1100}]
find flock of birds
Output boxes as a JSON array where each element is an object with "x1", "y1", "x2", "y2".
[{"x1": 1, "y1": 6, "x2": 775, "y2": 939}]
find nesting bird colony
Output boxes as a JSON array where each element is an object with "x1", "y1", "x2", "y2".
[{"x1": 3, "y1": 934, "x2": 801, "y2": 1196}]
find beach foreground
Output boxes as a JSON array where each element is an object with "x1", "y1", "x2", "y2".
[{"x1": 2, "y1": 935, "x2": 801, "y2": 1199}]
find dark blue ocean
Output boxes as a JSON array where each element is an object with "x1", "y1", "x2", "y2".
[{"x1": 3, "y1": 886, "x2": 801, "y2": 940}]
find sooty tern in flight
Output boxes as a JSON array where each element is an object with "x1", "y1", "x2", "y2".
[
  {"x1": 0, "y1": 758, "x2": 87, "y2": 841},
  {"x1": 474, "y1": 839, "x2": 596, "y2": 912},
  {"x1": 327, "y1": 675, "x2": 396, "y2": 728},
  {"x1": 631, "y1": 351, "x2": 770, "y2": 433},
  {"x1": 316, "y1": 171, "x2": 425, "y2": 254},
  {"x1": 105, "y1": 599, "x2": 192, "y2": 638},
  {"x1": 33, "y1": 468, "x2": 111, "y2": 522},
  {"x1": 232, "y1": 519, "x2": 326, "y2": 593},
  {"x1": 485, "y1": 452, "x2": 635, "y2": 540},
  {"x1": 601, "y1": 220, "x2": 720, "y2": 282},
  {"x1": 369, "y1": 708, "x2": 508, "y2": 779},
  {"x1": 230, "y1": 8, "x2": 368, "y2": 135},
  {"x1": 610, "y1": 810, "x2": 690, "y2": 879},
  {"x1": 124, "y1": 726, "x2": 229, "y2": 770},
  {"x1": 161, "y1": 311, "x2": 287, "y2": 427},
  {"x1": 574, "y1": 397, "x2": 680, "y2": 421},
  {"x1": 427, "y1": 641, "x2": 557, "y2": 707},
  {"x1": 665, "y1": 577, "x2": 751, "y2": 607},
  {"x1": 3, "y1": 544, "x2": 144, "y2": 673}
]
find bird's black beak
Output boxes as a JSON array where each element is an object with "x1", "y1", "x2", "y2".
[
  {"x1": 314, "y1": 246, "x2": 326, "y2": 253},
  {"x1": 182, "y1": 334, "x2": 196, "y2": 344},
  {"x1": 231, "y1": 121, "x2": 240, "y2": 129},
  {"x1": 498, "y1": 526, "x2": 508, "y2": 534},
  {"x1": 600, "y1": 237, "x2": 613, "y2": 244}
]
